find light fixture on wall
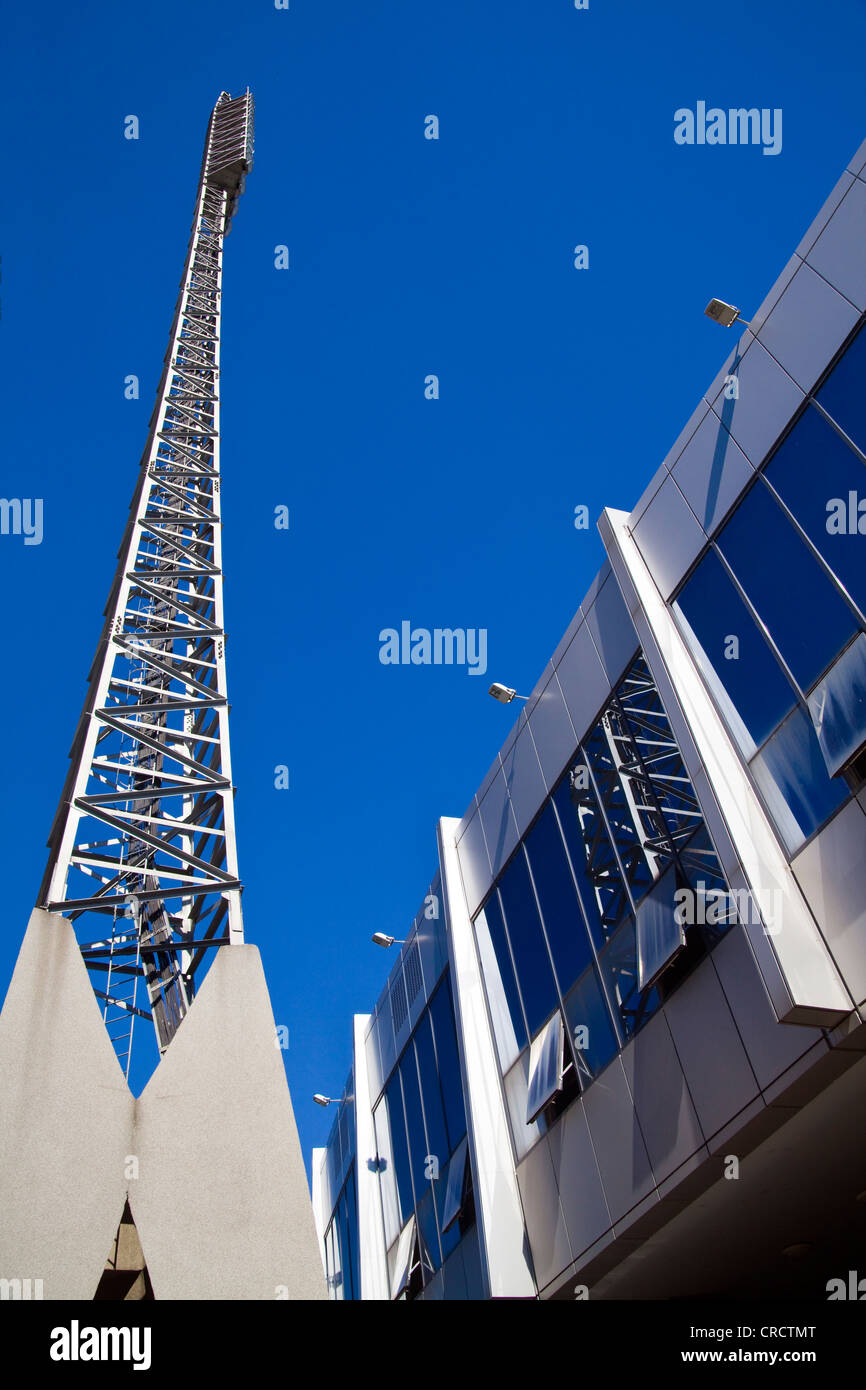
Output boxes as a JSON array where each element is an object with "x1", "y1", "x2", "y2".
[
  {"x1": 371, "y1": 932, "x2": 405, "y2": 949},
  {"x1": 704, "y1": 297, "x2": 751, "y2": 328},
  {"x1": 488, "y1": 683, "x2": 529, "y2": 704}
]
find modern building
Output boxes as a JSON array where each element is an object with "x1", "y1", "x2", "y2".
[{"x1": 312, "y1": 137, "x2": 866, "y2": 1301}]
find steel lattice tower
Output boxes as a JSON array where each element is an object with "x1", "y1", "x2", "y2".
[
  {"x1": 38, "y1": 90, "x2": 254, "y2": 1078},
  {"x1": 0, "y1": 92, "x2": 325, "y2": 1301}
]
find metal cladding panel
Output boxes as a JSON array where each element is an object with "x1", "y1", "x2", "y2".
[
  {"x1": 515, "y1": 1134, "x2": 572, "y2": 1291},
  {"x1": 755, "y1": 262, "x2": 861, "y2": 396},
  {"x1": 705, "y1": 337, "x2": 804, "y2": 471},
  {"x1": 795, "y1": 173, "x2": 855, "y2": 259},
  {"x1": 629, "y1": 400, "x2": 711, "y2": 529},
  {"x1": 710, "y1": 927, "x2": 827, "y2": 1093},
  {"x1": 746, "y1": 254, "x2": 801, "y2": 338},
  {"x1": 671, "y1": 407, "x2": 754, "y2": 536},
  {"x1": 554, "y1": 620, "x2": 611, "y2": 747},
  {"x1": 477, "y1": 767, "x2": 519, "y2": 878},
  {"x1": 583, "y1": 571, "x2": 640, "y2": 687},
  {"x1": 846, "y1": 136, "x2": 866, "y2": 177},
  {"x1": 663, "y1": 957, "x2": 760, "y2": 1143},
  {"x1": 628, "y1": 460, "x2": 671, "y2": 530},
  {"x1": 526, "y1": 670, "x2": 578, "y2": 792},
  {"x1": 500, "y1": 726, "x2": 547, "y2": 839},
  {"x1": 455, "y1": 808, "x2": 493, "y2": 920},
  {"x1": 581, "y1": 1057, "x2": 656, "y2": 1227},
  {"x1": 632, "y1": 475, "x2": 706, "y2": 601},
  {"x1": 618, "y1": 1010, "x2": 705, "y2": 1188},
  {"x1": 806, "y1": 174, "x2": 866, "y2": 313},
  {"x1": 547, "y1": 1099, "x2": 611, "y2": 1263},
  {"x1": 792, "y1": 799, "x2": 866, "y2": 1009}
]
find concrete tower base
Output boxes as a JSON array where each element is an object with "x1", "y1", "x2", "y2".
[{"x1": 0, "y1": 910, "x2": 326, "y2": 1300}]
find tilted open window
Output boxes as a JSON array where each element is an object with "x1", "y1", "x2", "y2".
[
  {"x1": 441, "y1": 1137, "x2": 470, "y2": 1234},
  {"x1": 636, "y1": 865, "x2": 686, "y2": 992},
  {"x1": 808, "y1": 633, "x2": 866, "y2": 779},
  {"x1": 526, "y1": 1012, "x2": 565, "y2": 1124},
  {"x1": 390, "y1": 1215, "x2": 418, "y2": 1300}
]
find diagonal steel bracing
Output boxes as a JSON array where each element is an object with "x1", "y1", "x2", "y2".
[{"x1": 37, "y1": 91, "x2": 255, "y2": 1078}]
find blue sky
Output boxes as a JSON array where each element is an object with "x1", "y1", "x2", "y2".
[{"x1": 0, "y1": 0, "x2": 864, "y2": 1179}]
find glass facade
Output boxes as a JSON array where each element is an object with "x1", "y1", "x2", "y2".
[
  {"x1": 322, "y1": 1069, "x2": 360, "y2": 1301},
  {"x1": 673, "y1": 323, "x2": 866, "y2": 854},
  {"x1": 314, "y1": 189, "x2": 866, "y2": 1299},
  {"x1": 360, "y1": 877, "x2": 480, "y2": 1300},
  {"x1": 473, "y1": 652, "x2": 738, "y2": 1158},
  {"x1": 372, "y1": 971, "x2": 476, "y2": 1298}
]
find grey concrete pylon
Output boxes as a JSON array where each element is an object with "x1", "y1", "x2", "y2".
[{"x1": 0, "y1": 910, "x2": 326, "y2": 1299}]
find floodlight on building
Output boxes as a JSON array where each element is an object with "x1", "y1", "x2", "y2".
[
  {"x1": 704, "y1": 297, "x2": 751, "y2": 328},
  {"x1": 371, "y1": 932, "x2": 405, "y2": 948},
  {"x1": 488, "y1": 683, "x2": 529, "y2": 704},
  {"x1": 313, "y1": 1094, "x2": 334, "y2": 1107}
]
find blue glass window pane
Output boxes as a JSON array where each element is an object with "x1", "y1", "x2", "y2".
[
  {"x1": 414, "y1": 1013, "x2": 450, "y2": 1172},
  {"x1": 429, "y1": 976, "x2": 467, "y2": 1152},
  {"x1": 438, "y1": 1201, "x2": 462, "y2": 1262},
  {"x1": 344, "y1": 1165, "x2": 360, "y2": 1301},
  {"x1": 476, "y1": 890, "x2": 528, "y2": 1056},
  {"x1": 325, "y1": 1114, "x2": 341, "y2": 1209},
  {"x1": 384, "y1": 1072, "x2": 413, "y2": 1224},
  {"x1": 399, "y1": 1046, "x2": 428, "y2": 1199},
  {"x1": 553, "y1": 772, "x2": 631, "y2": 952},
  {"x1": 524, "y1": 801, "x2": 593, "y2": 995},
  {"x1": 597, "y1": 916, "x2": 660, "y2": 1040},
  {"x1": 717, "y1": 479, "x2": 859, "y2": 692},
  {"x1": 338, "y1": 1099, "x2": 351, "y2": 1177},
  {"x1": 816, "y1": 324, "x2": 866, "y2": 457},
  {"x1": 750, "y1": 704, "x2": 849, "y2": 853},
  {"x1": 674, "y1": 546, "x2": 796, "y2": 749},
  {"x1": 497, "y1": 849, "x2": 559, "y2": 1039},
  {"x1": 336, "y1": 1188, "x2": 352, "y2": 1300},
  {"x1": 563, "y1": 964, "x2": 618, "y2": 1084},
  {"x1": 763, "y1": 404, "x2": 866, "y2": 620},
  {"x1": 326, "y1": 1219, "x2": 342, "y2": 1299}
]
